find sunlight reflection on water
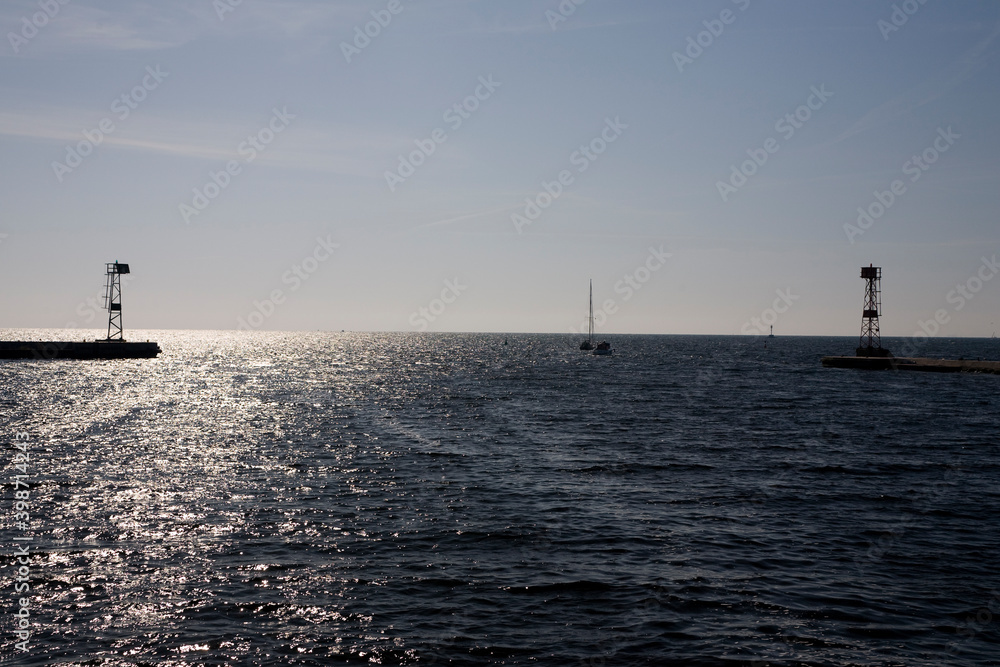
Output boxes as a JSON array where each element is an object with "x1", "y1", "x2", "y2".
[{"x1": 1, "y1": 330, "x2": 999, "y2": 665}]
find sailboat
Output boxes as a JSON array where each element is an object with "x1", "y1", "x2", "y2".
[{"x1": 580, "y1": 280, "x2": 595, "y2": 350}]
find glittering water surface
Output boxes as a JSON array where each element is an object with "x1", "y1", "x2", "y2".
[{"x1": 2, "y1": 330, "x2": 999, "y2": 666}]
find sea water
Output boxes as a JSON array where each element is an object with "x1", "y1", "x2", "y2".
[{"x1": 1, "y1": 330, "x2": 998, "y2": 665}]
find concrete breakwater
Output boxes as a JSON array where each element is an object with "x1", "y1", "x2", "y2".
[
  {"x1": 822, "y1": 355, "x2": 1000, "y2": 374},
  {"x1": 0, "y1": 341, "x2": 161, "y2": 360}
]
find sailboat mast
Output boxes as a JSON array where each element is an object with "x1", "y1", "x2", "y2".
[{"x1": 588, "y1": 279, "x2": 594, "y2": 343}]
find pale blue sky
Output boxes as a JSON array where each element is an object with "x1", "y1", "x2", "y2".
[{"x1": 1, "y1": 0, "x2": 998, "y2": 337}]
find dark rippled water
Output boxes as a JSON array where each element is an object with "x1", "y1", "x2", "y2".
[{"x1": 2, "y1": 330, "x2": 999, "y2": 666}]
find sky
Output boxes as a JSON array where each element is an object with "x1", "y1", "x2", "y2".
[{"x1": 1, "y1": 0, "x2": 999, "y2": 337}]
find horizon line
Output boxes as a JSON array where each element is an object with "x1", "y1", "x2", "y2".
[{"x1": 1, "y1": 327, "x2": 997, "y2": 340}]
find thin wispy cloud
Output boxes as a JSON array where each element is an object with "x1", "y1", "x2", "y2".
[
  {"x1": 445, "y1": 14, "x2": 646, "y2": 37},
  {"x1": 0, "y1": 108, "x2": 399, "y2": 177},
  {"x1": 412, "y1": 204, "x2": 520, "y2": 230},
  {"x1": 835, "y1": 21, "x2": 1000, "y2": 143},
  {"x1": 0, "y1": 0, "x2": 359, "y2": 56},
  {"x1": 1, "y1": 3, "x2": 201, "y2": 54}
]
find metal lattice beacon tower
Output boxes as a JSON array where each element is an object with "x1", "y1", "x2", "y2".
[
  {"x1": 857, "y1": 265, "x2": 890, "y2": 357},
  {"x1": 104, "y1": 262, "x2": 130, "y2": 341}
]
